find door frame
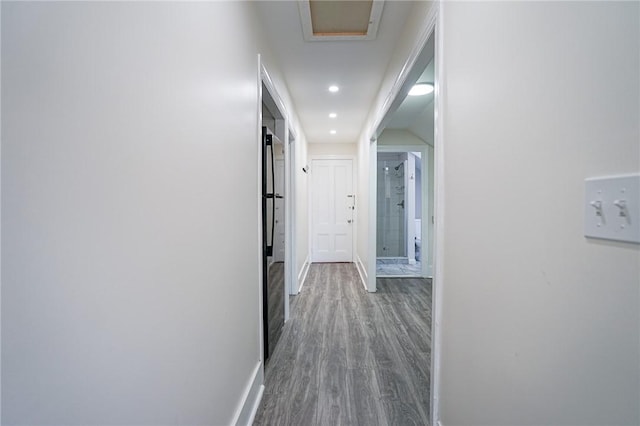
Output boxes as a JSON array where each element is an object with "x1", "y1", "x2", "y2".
[
  {"x1": 308, "y1": 155, "x2": 356, "y2": 264},
  {"x1": 273, "y1": 158, "x2": 286, "y2": 263},
  {"x1": 364, "y1": 2, "x2": 443, "y2": 424},
  {"x1": 258, "y1": 60, "x2": 295, "y2": 363},
  {"x1": 285, "y1": 127, "x2": 298, "y2": 297}
]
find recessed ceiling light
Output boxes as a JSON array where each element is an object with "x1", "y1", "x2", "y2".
[
  {"x1": 329, "y1": 113, "x2": 337, "y2": 118},
  {"x1": 328, "y1": 85, "x2": 339, "y2": 93},
  {"x1": 408, "y1": 83, "x2": 434, "y2": 96},
  {"x1": 330, "y1": 130, "x2": 337, "y2": 135}
]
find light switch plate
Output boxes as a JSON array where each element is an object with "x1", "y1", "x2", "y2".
[{"x1": 584, "y1": 174, "x2": 640, "y2": 244}]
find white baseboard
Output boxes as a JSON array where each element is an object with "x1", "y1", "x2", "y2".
[
  {"x1": 355, "y1": 254, "x2": 368, "y2": 291},
  {"x1": 297, "y1": 255, "x2": 311, "y2": 293},
  {"x1": 245, "y1": 385, "x2": 264, "y2": 426},
  {"x1": 231, "y1": 362, "x2": 264, "y2": 426}
]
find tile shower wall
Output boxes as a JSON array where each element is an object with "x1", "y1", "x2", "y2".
[{"x1": 377, "y1": 153, "x2": 406, "y2": 257}]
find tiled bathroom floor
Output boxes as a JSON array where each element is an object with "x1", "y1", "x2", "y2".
[{"x1": 376, "y1": 260, "x2": 422, "y2": 276}]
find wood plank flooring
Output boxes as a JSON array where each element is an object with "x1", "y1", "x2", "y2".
[
  {"x1": 254, "y1": 263, "x2": 432, "y2": 426},
  {"x1": 266, "y1": 261, "x2": 285, "y2": 359}
]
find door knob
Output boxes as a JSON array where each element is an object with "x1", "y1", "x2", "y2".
[{"x1": 347, "y1": 220, "x2": 352, "y2": 224}]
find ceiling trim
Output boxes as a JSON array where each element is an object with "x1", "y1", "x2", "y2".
[{"x1": 297, "y1": 0, "x2": 384, "y2": 42}]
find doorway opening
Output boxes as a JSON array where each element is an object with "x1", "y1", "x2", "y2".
[
  {"x1": 368, "y1": 29, "x2": 436, "y2": 287},
  {"x1": 376, "y1": 151, "x2": 425, "y2": 276},
  {"x1": 260, "y1": 75, "x2": 289, "y2": 364},
  {"x1": 373, "y1": 39, "x2": 435, "y2": 279},
  {"x1": 366, "y1": 8, "x2": 441, "y2": 422}
]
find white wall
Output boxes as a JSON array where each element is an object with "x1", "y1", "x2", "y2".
[
  {"x1": 294, "y1": 132, "x2": 310, "y2": 284},
  {"x1": 356, "y1": 136, "x2": 373, "y2": 278},
  {"x1": 308, "y1": 142, "x2": 357, "y2": 157},
  {"x1": 0, "y1": 3, "x2": 3, "y2": 422},
  {"x1": 439, "y1": 2, "x2": 640, "y2": 425},
  {"x1": 1, "y1": 2, "x2": 300, "y2": 424},
  {"x1": 426, "y1": 144, "x2": 434, "y2": 277},
  {"x1": 409, "y1": 100, "x2": 434, "y2": 145},
  {"x1": 378, "y1": 128, "x2": 427, "y2": 146}
]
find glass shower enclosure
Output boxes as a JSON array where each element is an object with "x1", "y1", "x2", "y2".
[
  {"x1": 377, "y1": 153, "x2": 407, "y2": 258},
  {"x1": 376, "y1": 152, "x2": 422, "y2": 276}
]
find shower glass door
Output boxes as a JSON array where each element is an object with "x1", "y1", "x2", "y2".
[
  {"x1": 377, "y1": 153, "x2": 407, "y2": 259},
  {"x1": 376, "y1": 151, "x2": 423, "y2": 277}
]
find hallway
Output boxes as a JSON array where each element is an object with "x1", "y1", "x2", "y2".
[
  {"x1": 254, "y1": 263, "x2": 432, "y2": 425},
  {"x1": 3, "y1": 2, "x2": 638, "y2": 425}
]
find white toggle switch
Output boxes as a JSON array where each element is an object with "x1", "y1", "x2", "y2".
[
  {"x1": 585, "y1": 174, "x2": 640, "y2": 243},
  {"x1": 589, "y1": 200, "x2": 604, "y2": 226},
  {"x1": 613, "y1": 199, "x2": 628, "y2": 218}
]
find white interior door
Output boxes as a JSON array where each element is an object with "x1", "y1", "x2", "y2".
[{"x1": 311, "y1": 159, "x2": 354, "y2": 262}]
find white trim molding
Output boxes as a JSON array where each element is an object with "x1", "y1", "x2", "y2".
[
  {"x1": 231, "y1": 362, "x2": 264, "y2": 426},
  {"x1": 355, "y1": 254, "x2": 368, "y2": 291},
  {"x1": 286, "y1": 128, "x2": 297, "y2": 298},
  {"x1": 367, "y1": 140, "x2": 377, "y2": 292},
  {"x1": 256, "y1": 54, "x2": 266, "y2": 372},
  {"x1": 431, "y1": 3, "x2": 445, "y2": 424},
  {"x1": 260, "y1": 65, "x2": 289, "y2": 125},
  {"x1": 297, "y1": 255, "x2": 311, "y2": 293}
]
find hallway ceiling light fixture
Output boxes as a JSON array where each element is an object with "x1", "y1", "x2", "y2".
[
  {"x1": 408, "y1": 82, "x2": 434, "y2": 96},
  {"x1": 328, "y1": 85, "x2": 340, "y2": 93},
  {"x1": 329, "y1": 112, "x2": 337, "y2": 118}
]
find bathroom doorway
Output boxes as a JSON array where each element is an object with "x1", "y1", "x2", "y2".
[
  {"x1": 372, "y1": 36, "x2": 436, "y2": 279},
  {"x1": 376, "y1": 151, "x2": 424, "y2": 276}
]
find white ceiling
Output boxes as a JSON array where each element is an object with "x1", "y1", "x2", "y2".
[
  {"x1": 386, "y1": 58, "x2": 435, "y2": 143},
  {"x1": 255, "y1": 1, "x2": 415, "y2": 144}
]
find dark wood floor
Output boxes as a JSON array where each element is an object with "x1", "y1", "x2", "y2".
[{"x1": 254, "y1": 263, "x2": 432, "y2": 426}]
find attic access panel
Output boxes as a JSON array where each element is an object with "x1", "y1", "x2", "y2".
[{"x1": 298, "y1": 0, "x2": 384, "y2": 41}]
